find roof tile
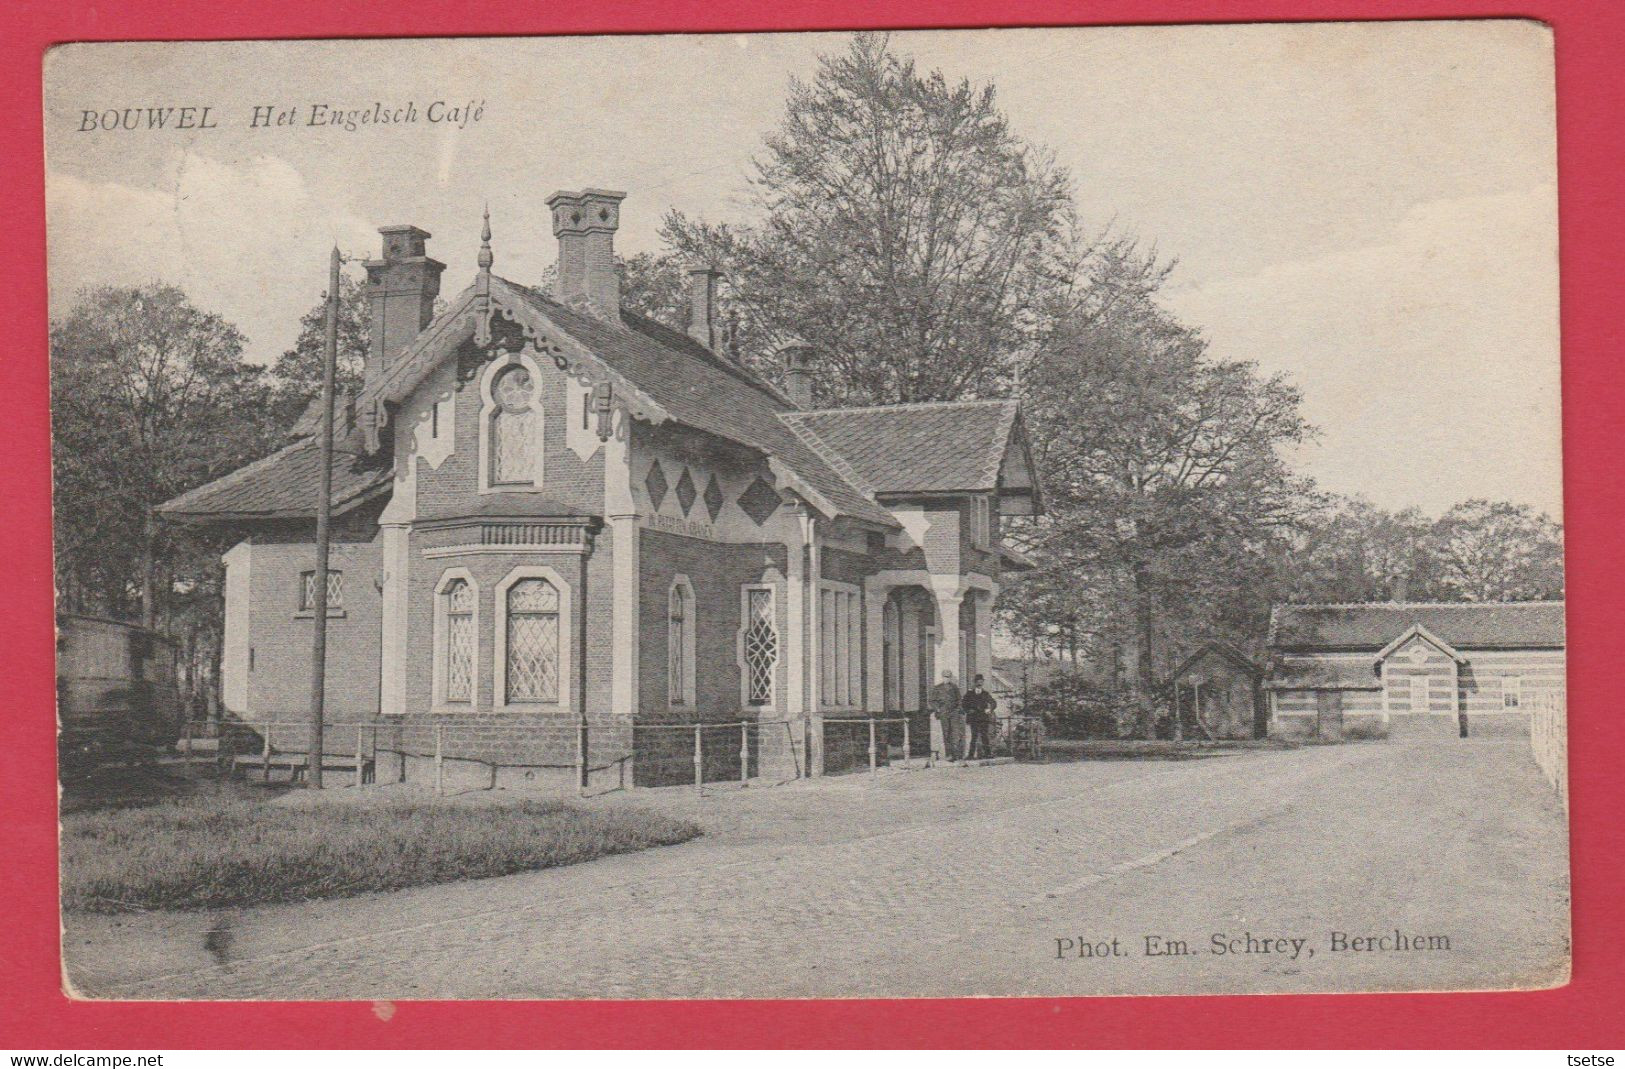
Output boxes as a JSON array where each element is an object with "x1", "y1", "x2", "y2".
[{"x1": 1270, "y1": 602, "x2": 1565, "y2": 651}]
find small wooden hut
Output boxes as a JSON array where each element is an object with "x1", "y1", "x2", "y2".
[{"x1": 1168, "y1": 643, "x2": 1265, "y2": 740}]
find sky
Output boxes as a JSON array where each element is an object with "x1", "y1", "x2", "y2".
[{"x1": 42, "y1": 22, "x2": 1561, "y2": 517}]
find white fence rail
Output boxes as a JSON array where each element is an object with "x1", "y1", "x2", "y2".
[{"x1": 1527, "y1": 690, "x2": 1567, "y2": 812}]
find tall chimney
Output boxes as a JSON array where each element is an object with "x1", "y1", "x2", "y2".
[
  {"x1": 687, "y1": 267, "x2": 722, "y2": 349},
  {"x1": 782, "y1": 345, "x2": 816, "y2": 408},
  {"x1": 364, "y1": 225, "x2": 444, "y2": 389},
  {"x1": 547, "y1": 188, "x2": 626, "y2": 319}
]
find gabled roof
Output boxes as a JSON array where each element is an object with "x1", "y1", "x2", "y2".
[
  {"x1": 157, "y1": 415, "x2": 391, "y2": 523},
  {"x1": 779, "y1": 400, "x2": 1024, "y2": 496},
  {"x1": 1269, "y1": 602, "x2": 1565, "y2": 652},
  {"x1": 360, "y1": 276, "x2": 899, "y2": 529},
  {"x1": 1170, "y1": 642, "x2": 1262, "y2": 681},
  {"x1": 1374, "y1": 624, "x2": 1464, "y2": 664}
]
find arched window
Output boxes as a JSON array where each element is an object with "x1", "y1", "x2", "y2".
[
  {"x1": 505, "y1": 577, "x2": 560, "y2": 703},
  {"x1": 440, "y1": 576, "x2": 476, "y2": 704},
  {"x1": 669, "y1": 578, "x2": 696, "y2": 707},
  {"x1": 489, "y1": 363, "x2": 538, "y2": 487}
]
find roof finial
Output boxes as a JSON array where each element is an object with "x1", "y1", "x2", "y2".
[{"x1": 478, "y1": 202, "x2": 494, "y2": 272}]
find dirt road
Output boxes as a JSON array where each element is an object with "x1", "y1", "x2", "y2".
[{"x1": 63, "y1": 739, "x2": 1569, "y2": 999}]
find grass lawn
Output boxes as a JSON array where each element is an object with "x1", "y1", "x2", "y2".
[{"x1": 61, "y1": 785, "x2": 701, "y2": 913}]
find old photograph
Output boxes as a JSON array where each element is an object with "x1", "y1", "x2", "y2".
[{"x1": 44, "y1": 22, "x2": 1567, "y2": 1001}]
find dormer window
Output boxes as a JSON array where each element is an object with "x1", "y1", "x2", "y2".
[
  {"x1": 479, "y1": 357, "x2": 543, "y2": 491},
  {"x1": 969, "y1": 495, "x2": 992, "y2": 548}
]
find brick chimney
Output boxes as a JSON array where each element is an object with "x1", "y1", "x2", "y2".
[
  {"x1": 687, "y1": 267, "x2": 722, "y2": 350},
  {"x1": 364, "y1": 225, "x2": 444, "y2": 389},
  {"x1": 781, "y1": 345, "x2": 816, "y2": 408},
  {"x1": 547, "y1": 188, "x2": 626, "y2": 319}
]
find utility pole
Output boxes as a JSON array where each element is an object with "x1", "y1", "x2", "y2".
[{"x1": 307, "y1": 246, "x2": 340, "y2": 788}]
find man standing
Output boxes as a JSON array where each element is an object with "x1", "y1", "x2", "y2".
[
  {"x1": 963, "y1": 673, "x2": 998, "y2": 759},
  {"x1": 929, "y1": 670, "x2": 963, "y2": 762}
]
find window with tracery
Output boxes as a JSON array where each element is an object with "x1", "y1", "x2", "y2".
[
  {"x1": 299, "y1": 570, "x2": 343, "y2": 612},
  {"x1": 505, "y1": 577, "x2": 560, "y2": 703},
  {"x1": 742, "y1": 586, "x2": 777, "y2": 707},
  {"x1": 442, "y1": 578, "x2": 475, "y2": 703},
  {"x1": 669, "y1": 581, "x2": 693, "y2": 706},
  {"x1": 490, "y1": 363, "x2": 538, "y2": 486}
]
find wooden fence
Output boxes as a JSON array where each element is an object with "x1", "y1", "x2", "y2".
[{"x1": 1527, "y1": 689, "x2": 1567, "y2": 812}]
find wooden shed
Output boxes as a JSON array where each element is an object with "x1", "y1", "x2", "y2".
[{"x1": 1168, "y1": 643, "x2": 1266, "y2": 740}]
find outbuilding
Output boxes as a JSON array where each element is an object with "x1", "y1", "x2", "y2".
[{"x1": 1265, "y1": 602, "x2": 1565, "y2": 741}]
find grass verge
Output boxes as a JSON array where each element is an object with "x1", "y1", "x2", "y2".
[{"x1": 62, "y1": 790, "x2": 701, "y2": 913}]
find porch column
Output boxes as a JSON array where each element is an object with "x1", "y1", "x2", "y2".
[
  {"x1": 931, "y1": 585, "x2": 965, "y2": 688},
  {"x1": 604, "y1": 425, "x2": 640, "y2": 744},
  {"x1": 777, "y1": 505, "x2": 813, "y2": 780},
  {"x1": 863, "y1": 580, "x2": 888, "y2": 713},
  {"x1": 805, "y1": 515, "x2": 824, "y2": 776},
  {"x1": 972, "y1": 586, "x2": 996, "y2": 685},
  {"x1": 378, "y1": 523, "x2": 410, "y2": 717}
]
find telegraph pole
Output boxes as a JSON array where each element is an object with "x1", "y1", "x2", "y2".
[{"x1": 307, "y1": 246, "x2": 340, "y2": 788}]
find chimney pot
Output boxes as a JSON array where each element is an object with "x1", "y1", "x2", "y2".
[
  {"x1": 687, "y1": 267, "x2": 723, "y2": 351},
  {"x1": 365, "y1": 225, "x2": 445, "y2": 390},
  {"x1": 781, "y1": 344, "x2": 816, "y2": 408},
  {"x1": 547, "y1": 188, "x2": 626, "y2": 319}
]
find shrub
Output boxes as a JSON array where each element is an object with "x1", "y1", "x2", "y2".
[{"x1": 1023, "y1": 673, "x2": 1136, "y2": 739}]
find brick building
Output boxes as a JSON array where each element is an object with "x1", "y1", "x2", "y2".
[
  {"x1": 1264, "y1": 601, "x2": 1566, "y2": 741},
  {"x1": 160, "y1": 189, "x2": 1041, "y2": 788}
]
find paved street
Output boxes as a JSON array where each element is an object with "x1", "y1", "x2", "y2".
[{"x1": 63, "y1": 739, "x2": 1569, "y2": 1000}]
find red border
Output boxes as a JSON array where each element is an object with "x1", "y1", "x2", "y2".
[{"x1": 4, "y1": 0, "x2": 1622, "y2": 1049}]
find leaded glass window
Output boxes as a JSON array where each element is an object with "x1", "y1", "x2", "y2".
[
  {"x1": 506, "y1": 577, "x2": 560, "y2": 703},
  {"x1": 443, "y1": 578, "x2": 474, "y2": 703},
  {"x1": 669, "y1": 583, "x2": 690, "y2": 706},
  {"x1": 743, "y1": 587, "x2": 777, "y2": 707},
  {"x1": 300, "y1": 570, "x2": 343, "y2": 611},
  {"x1": 490, "y1": 364, "x2": 537, "y2": 486}
]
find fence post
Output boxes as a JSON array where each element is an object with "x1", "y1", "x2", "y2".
[
  {"x1": 693, "y1": 724, "x2": 703, "y2": 794},
  {"x1": 868, "y1": 717, "x2": 878, "y2": 773},
  {"x1": 434, "y1": 724, "x2": 445, "y2": 796},
  {"x1": 182, "y1": 720, "x2": 193, "y2": 766},
  {"x1": 739, "y1": 720, "x2": 750, "y2": 783},
  {"x1": 354, "y1": 724, "x2": 364, "y2": 788},
  {"x1": 262, "y1": 722, "x2": 272, "y2": 782},
  {"x1": 902, "y1": 717, "x2": 911, "y2": 769},
  {"x1": 576, "y1": 718, "x2": 588, "y2": 796}
]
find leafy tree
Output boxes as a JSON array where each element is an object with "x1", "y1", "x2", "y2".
[
  {"x1": 1282, "y1": 496, "x2": 1441, "y2": 603},
  {"x1": 51, "y1": 284, "x2": 282, "y2": 715},
  {"x1": 1428, "y1": 499, "x2": 1564, "y2": 601},
  {"x1": 1018, "y1": 294, "x2": 1316, "y2": 738},
  {"x1": 661, "y1": 32, "x2": 1101, "y2": 405},
  {"x1": 269, "y1": 270, "x2": 371, "y2": 426}
]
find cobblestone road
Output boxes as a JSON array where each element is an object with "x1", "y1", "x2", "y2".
[{"x1": 64, "y1": 739, "x2": 1569, "y2": 1000}]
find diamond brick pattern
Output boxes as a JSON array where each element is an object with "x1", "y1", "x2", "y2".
[
  {"x1": 644, "y1": 461, "x2": 669, "y2": 511},
  {"x1": 675, "y1": 467, "x2": 697, "y2": 516},
  {"x1": 703, "y1": 473, "x2": 724, "y2": 522},
  {"x1": 738, "y1": 477, "x2": 782, "y2": 526}
]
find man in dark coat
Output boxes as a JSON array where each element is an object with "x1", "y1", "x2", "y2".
[
  {"x1": 929, "y1": 670, "x2": 963, "y2": 762},
  {"x1": 962, "y1": 674, "x2": 998, "y2": 759}
]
